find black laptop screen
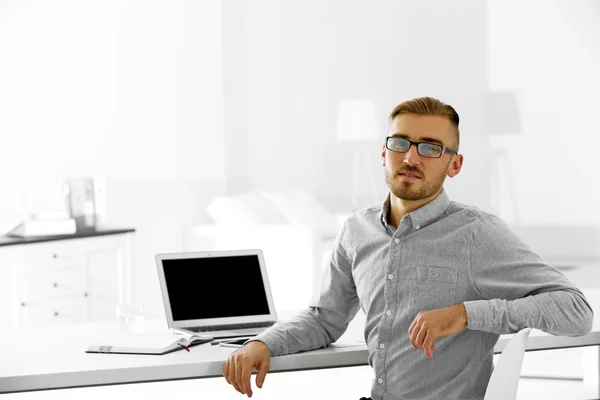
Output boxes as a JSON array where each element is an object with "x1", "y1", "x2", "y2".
[{"x1": 162, "y1": 255, "x2": 271, "y2": 321}]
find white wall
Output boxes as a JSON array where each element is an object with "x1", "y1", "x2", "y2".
[
  {"x1": 223, "y1": 0, "x2": 493, "y2": 213},
  {"x1": 222, "y1": 0, "x2": 600, "y2": 258},
  {"x1": 0, "y1": 0, "x2": 226, "y2": 317},
  {"x1": 487, "y1": 0, "x2": 600, "y2": 227},
  {"x1": 0, "y1": 0, "x2": 224, "y2": 180}
]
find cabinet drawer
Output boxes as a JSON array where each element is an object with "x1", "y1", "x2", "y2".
[
  {"x1": 16, "y1": 241, "x2": 87, "y2": 269},
  {"x1": 19, "y1": 264, "x2": 84, "y2": 302},
  {"x1": 18, "y1": 297, "x2": 84, "y2": 325}
]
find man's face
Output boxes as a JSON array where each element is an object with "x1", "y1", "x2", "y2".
[{"x1": 382, "y1": 114, "x2": 462, "y2": 201}]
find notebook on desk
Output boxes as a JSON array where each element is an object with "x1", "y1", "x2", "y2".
[{"x1": 155, "y1": 249, "x2": 278, "y2": 339}]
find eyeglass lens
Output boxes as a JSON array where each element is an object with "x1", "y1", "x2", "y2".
[{"x1": 387, "y1": 138, "x2": 441, "y2": 158}]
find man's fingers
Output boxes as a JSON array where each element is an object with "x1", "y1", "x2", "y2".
[
  {"x1": 409, "y1": 328, "x2": 416, "y2": 349},
  {"x1": 226, "y1": 357, "x2": 238, "y2": 391},
  {"x1": 234, "y1": 360, "x2": 245, "y2": 394},
  {"x1": 423, "y1": 333, "x2": 434, "y2": 359},
  {"x1": 228, "y1": 364, "x2": 241, "y2": 394},
  {"x1": 230, "y1": 366, "x2": 242, "y2": 393},
  {"x1": 241, "y1": 364, "x2": 253, "y2": 397},
  {"x1": 223, "y1": 359, "x2": 230, "y2": 384},
  {"x1": 425, "y1": 345, "x2": 433, "y2": 359},
  {"x1": 256, "y1": 360, "x2": 269, "y2": 388},
  {"x1": 223, "y1": 343, "x2": 271, "y2": 397},
  {"x1": 409, "y1": 320, "x2": 418, "y2": 348},
  {"x1": 415, "y1": 324, "x2": 428, "y2": 349},
  {"x1": 408, "y1": 318, "x2": 416, "y2": 336}
]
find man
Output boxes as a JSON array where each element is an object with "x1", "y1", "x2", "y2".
[{"x1": 222, "y1": 97, "x2": 594, "y2": 399}]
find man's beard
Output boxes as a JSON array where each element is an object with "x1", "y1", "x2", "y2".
[{"x1": 384, "y1": 167, "x2": 447, "y2": 201}]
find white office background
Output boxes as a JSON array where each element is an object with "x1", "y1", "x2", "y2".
[{"x1": 1, "y1": 0, "x2": 599, "y2": 399}]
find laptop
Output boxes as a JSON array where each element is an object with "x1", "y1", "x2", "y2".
[{"x1": 155, "y1": 249, "x2": 278, "y2": 339}]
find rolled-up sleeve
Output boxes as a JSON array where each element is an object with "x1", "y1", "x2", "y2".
[
  {"x1": 464, "y1": 215, "x2": 594, "y2": 336},
  {"x1": 251, "y1": 222, "x2": 360, "y2": 356}
]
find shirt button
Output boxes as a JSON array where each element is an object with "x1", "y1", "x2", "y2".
[
  {"x1": 378, "y1": 378, "x2": 383, "y2": 384},
  {"x1": 416, "y1": 225, "x2": 421, "y2": 230},
  {"x1": 394, "y1": 238, "x2": 400, "y2": 244},
  {"x1": 386, "y1": 310, "x2": 392, "y2": 316},
  {"x1": 379, "y1": 343, "x2": 385, "y2": 349},
  {"x1": 388, "y1": 274, "x2": 394, "y2": 280}
]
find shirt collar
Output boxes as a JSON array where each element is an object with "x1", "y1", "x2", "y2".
[
  {"x1": 380, "y1": 189, "x2": 450, "y2": 230},
  {"x1": 380, "y1": 195, "x2": 392, "y2": 229}
]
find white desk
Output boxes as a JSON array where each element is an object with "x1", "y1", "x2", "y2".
[{"x1": 1, "y1": 289, "x2": 599, "y2": 395}]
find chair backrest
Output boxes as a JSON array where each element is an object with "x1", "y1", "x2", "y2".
[{"x1": 484, "y1": 328, "x2": 531, "y2": 400}]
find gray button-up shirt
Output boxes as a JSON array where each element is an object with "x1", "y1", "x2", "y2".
[{"x1": 253, "y1": 189, "x2": 594, "y2": 400}]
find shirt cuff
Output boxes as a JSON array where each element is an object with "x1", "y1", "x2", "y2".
[
  {"x1": 463, "y1": 300, "x2": 494, "y2": 331},
  {"x1": 248, "y1": 328, "x2": 287, "y2": 356}
]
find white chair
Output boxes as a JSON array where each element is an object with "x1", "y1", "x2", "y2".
[{"x1": 484, "y1": 327, "x2": 531, "y2": 400}]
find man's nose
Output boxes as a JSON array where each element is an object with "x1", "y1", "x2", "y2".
[{"x1": 404, "y1": 144, "x2": 421, "y2": 165}]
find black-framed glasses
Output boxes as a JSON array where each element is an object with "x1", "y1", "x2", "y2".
[{"x1": 385, "y1": 137, "x2": 458, "y2": 159}]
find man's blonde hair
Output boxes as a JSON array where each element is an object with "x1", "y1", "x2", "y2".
[{"x1": 389, "y1": 97, "x2": 460, "y2": 150}]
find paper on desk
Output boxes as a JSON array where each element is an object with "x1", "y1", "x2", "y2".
[{"x1": 86, "y1": 333, "x2": 186, "y2": 353}]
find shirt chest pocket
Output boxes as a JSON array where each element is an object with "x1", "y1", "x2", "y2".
[{"x1": 407, "y1": 266, "x2": 458, "y2": 317}]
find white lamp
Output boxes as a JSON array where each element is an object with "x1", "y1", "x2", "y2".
[
  {"x1": 487, "y1": 91, "x2": 522, "y2": 224},
  {"x1": 336, "y1": 100, "x2": 381, "y2": 210}
]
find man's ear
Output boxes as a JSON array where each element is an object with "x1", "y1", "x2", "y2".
[{"x1": 447, "y1": 154, "x2": 464, "y2": 178}]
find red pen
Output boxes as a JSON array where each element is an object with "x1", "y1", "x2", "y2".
[{"x1": 179, "y1": 343, "x2": 190, "y2": 352}]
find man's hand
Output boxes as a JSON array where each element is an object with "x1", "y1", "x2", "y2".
[
  {"x1": 408, "y1": 303, "x2": 467, "y2": 359},
  {"x1": 223, "y1": 340, "x2": 271, "y2": 398}
]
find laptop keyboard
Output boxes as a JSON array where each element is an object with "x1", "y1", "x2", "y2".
[{"x1": 185, "y1": 321, "x2": 276, "y2": 333}]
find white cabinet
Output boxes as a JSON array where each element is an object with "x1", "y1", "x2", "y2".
[{"x1": 0, "y1": 230, "x2": 134, "y2": 328}]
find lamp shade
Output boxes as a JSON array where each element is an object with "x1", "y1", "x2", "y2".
[
  {"x1": 488, "y1": 91, "x2": 522, "y2": 135},
  {"x1": 336, "y1": 100, "x2": 381, "y2": 141}
]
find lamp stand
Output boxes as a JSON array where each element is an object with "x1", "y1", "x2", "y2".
[
  {"x1": 351, "y1": 148, "x2": 378, "y2": 211},
  {"x1": 490, "y1": 145, "x2": 520, "y2": 225}
]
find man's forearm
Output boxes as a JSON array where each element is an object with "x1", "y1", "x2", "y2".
[
  {"x1": 464, "y1": 289, "x2": 593, "y2": 336},
  {"x1": 252, "y1": 308, "x2": 338, "y2": 356}
]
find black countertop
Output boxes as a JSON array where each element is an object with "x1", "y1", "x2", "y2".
[{"x1": 0, "y1": 228, "x2": 136, "y2": 247}]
